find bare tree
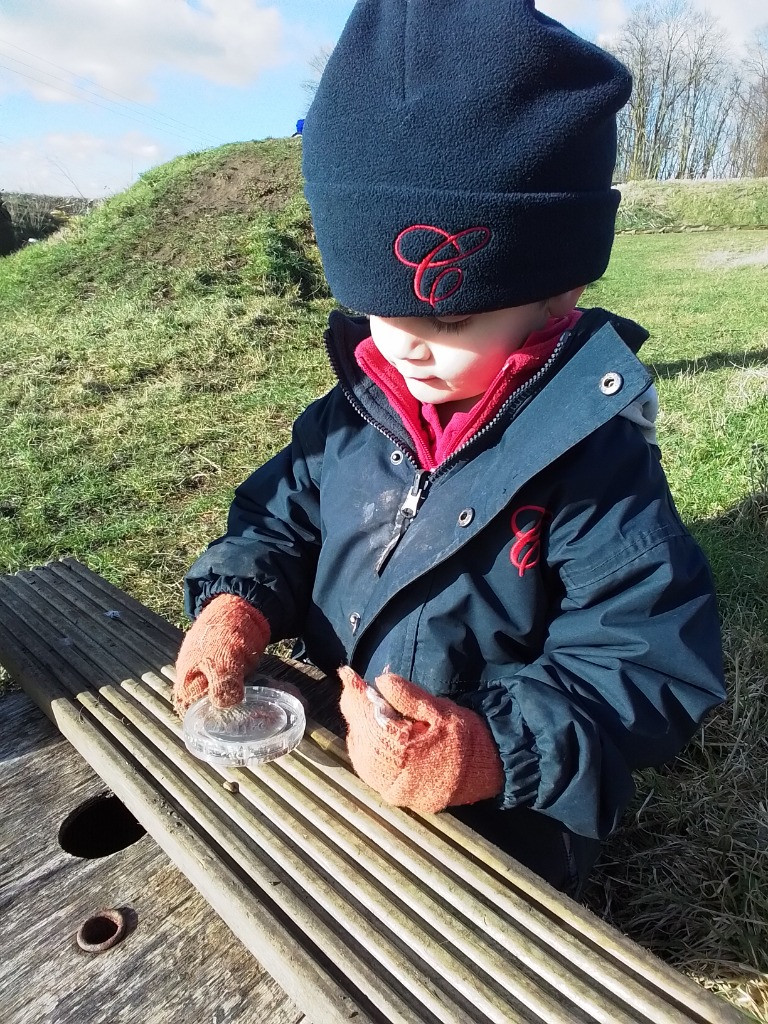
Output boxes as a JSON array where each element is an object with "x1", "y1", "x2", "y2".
[
  {"x1": 611, "y1": 1, "x2": 739, "y2": 180},
  {"x1": 301, "y1": 46, "x2": 333, "y2": 104},
  {"x1": 725, "y1": 29, "x2": 768, "y2": 177},
  {"x1": 672, "y1": 11, "x2": 737, "y2": 177}
]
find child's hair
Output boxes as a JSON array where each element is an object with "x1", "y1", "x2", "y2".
[{"x1": 301, "y1": 0, "x2": 631, "y2": 320}]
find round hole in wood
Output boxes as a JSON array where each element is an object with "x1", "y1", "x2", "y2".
[
  {"x1": 58, "y1": 792, "x2": 146, "y2": 858},
  {"x1": 76, "y1": 908, "x2": 127, "y2": 953}
]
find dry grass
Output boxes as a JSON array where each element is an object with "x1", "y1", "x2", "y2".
[
  {"x1": 582, "y1": 440, "x2": 768, "y2": 1021},
  {"x1": 584, "y1": 600, "x2": 768, "y2": 1020}
]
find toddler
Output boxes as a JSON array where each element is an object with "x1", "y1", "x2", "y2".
[{"x1": 174, "y1": 0, "x2": 725, "y2": 897}]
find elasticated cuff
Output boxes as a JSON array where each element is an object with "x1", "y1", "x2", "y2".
[{"x1": 185, "y1": 575, "x2": 285, "y2": 634}]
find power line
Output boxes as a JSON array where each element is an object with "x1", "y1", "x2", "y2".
[
  {"x1": 0, "y1": 60, "x2": 213, "y2": 147},
  {"x1": 0, "y1": 37, "x2": 223, "y2": 146},
  {"x1": 0, "y1": 41, "x2": 222, "y2": 148}
]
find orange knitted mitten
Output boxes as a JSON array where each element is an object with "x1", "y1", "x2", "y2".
[
  {"x1": 338, "y1": 667, "x2": 504, "y2": 814},
  {"x1": 173, "y1": 594, "x2": 271, "y2": 716}
]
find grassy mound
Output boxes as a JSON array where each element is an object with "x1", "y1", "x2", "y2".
[
  {"x1": 0, "y1": 139, "x2": 335, "y2": 612},
  {"x1": 0, "y1": 139, "x2": 327, "y2": 313},
  {"x1": 615, "y1": 178, "x2": 768, "y2": 233}
]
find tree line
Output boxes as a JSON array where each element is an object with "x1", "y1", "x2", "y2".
[
  {"x1": 608, "y1": 1, "x2": 767, "y2": 180},
  {"x1": 303, "y1": 1, "x2": 768, "y2": 182}
]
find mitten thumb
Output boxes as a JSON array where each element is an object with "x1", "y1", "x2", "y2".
[
  {"x1": 202, "y1": 656, "x2": 246, "y2": 710},
  {"x1": 173, "y1": 595, "x2": 270, "y2": 716}
]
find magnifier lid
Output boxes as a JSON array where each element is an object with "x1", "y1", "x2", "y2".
[{"x1": 183, "y1": 677, "x2": 306, "y2": 767}]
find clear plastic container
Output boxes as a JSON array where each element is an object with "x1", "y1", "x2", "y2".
[{"x1": 183, "y1": 676, "x2": 306, "y2": 767}]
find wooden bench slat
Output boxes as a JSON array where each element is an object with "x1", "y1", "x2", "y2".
[
  {"x1": 1, "y1": 691, "x2": 308, "y2": 1024},
  {"x1": 89, "y1": 679, "x2": 489, "y2": 1024},
  {"x1": 60, "y1": 556, "x2": 185, "y2": 646},
  {"x1": 0, "y1": 578, "x2": 460, "y2": 1024},
  {"x1": 14, "y1": 570, "x2": 653, "y2": 1024},
  {"x1": 0, "y1": 615, "x2": 366, "y2": 1024},
  {"x1": 0, "y1": 572, "x2": 584, "y2": 1024},
  {"x1": 37, "y1": 561, "x2": 181, "y2": 669},
  {"x1": 0, "y1": 561, "x2": 749, "y2": 1024},
  {"x1": 6, "y1": 568, "x2": 634, "y2": 1024}
]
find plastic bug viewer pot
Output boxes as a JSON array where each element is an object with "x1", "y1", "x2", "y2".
[{"x1": 183, "y1": 676, "x2": 306, "y2": 767}]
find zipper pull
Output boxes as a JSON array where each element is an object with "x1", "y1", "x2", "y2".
[
  {"x1": 375, "y1": 470, "x2": 431, "y2": 575},
  {"x1": 400, "y1": 470, "x2": 430, "y2": 519}
]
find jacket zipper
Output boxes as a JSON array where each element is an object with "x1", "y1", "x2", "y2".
[
  {"x1": 323, "y1": 333, "x2": 423, "y2": 472},
  {"x1": 324, "y1": 328, "x2": 573, "y2": 575},
  {"x1": 429, "y1": 330, "x2": 572, "y2": 486},
  {"x1": 374, "y1": 469, "x2": 430, "y2": 574}
]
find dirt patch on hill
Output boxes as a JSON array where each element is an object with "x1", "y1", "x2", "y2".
[
  {"x1": 181, "y1": 145, "x2": 303, "y2": 218},
  {"x1": 139, "y1": 141, "x2": 305, "y2": 266},
  {"x1": 702, "y1": 246, "x2": 768, "y2": 269}
]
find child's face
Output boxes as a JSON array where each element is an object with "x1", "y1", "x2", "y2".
[{"x1": 368, "y1": 302, "x2": 551, "y2": 409}]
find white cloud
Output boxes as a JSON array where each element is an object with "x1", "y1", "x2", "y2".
[
  {"x1": 538, "y1": 0, "x2": 766, "y2": 48},
  {"x1": 687, "y1": 0, "x2": 767, "y2": 51},
  {"x1": 538, "y1": 0, "x2": 628, "y2": 41},
  {"x1": 0, "y1": 131, "x2": 170, "y2": 197},
  {"x1": 0, "y1": 0, "x2": 285, "y2": 103}
]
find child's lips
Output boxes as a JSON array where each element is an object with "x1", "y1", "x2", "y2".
[{"x1": 401, "y1": 367, "x2": 439, "y2": 382}]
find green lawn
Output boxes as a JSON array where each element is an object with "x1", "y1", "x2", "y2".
[
  {"x1": 585, "y1": 232, "x2": 768, "y2": 1021},
  {"x1": 0, "y1": 152, "x2": 766, "y2": 1020}
]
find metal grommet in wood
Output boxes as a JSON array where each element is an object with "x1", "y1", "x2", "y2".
[
  {"x1": 599, "y1": 372, "x2": 624, "y2": 396},
  {"x1": 390, "y1": 451, "x2": 404, "y2": 465},
  {"x1": 458, "y1": 508, "x2": 474, "y2": 527}
]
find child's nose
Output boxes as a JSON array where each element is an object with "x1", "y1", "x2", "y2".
[{"x1": 389, "y1": 329, "x2": 430, "y2": 362}]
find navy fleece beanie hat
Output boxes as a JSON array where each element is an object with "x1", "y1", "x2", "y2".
[{"x1": 302, "y1": 0, "x2": 632, "y2": 317}]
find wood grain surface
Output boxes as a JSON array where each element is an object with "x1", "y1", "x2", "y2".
[
  {"x1": 0, "y1": 558, "x2": 749, "y2": 1024},
  {"x1": 0, "y1": 690, "x2": 306, "y2": 1024}
]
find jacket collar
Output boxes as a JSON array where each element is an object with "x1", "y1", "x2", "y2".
[
  {"x1": 323, "y1": 307, "x2": 649, "y2": 459},
  {"x1": 347, "y1": 319, "x2": 654, "y2": 654}
]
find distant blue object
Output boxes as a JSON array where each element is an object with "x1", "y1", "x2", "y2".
[{"x1": 293, "y1": 119, "x2": 305, "y2": 137}]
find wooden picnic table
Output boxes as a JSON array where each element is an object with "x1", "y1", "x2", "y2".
[
  {"x1": 0, "y1": 689, "x2": 305, "y2": 1024},
  {"x1": 0, "y1": 558, "x2": 750, "y2": 1024}
]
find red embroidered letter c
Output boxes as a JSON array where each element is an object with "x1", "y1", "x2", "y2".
[
  {"x1": 394, "y1": 224, "x2": 492, "y2": 308},
  {"x1": 510, "y1": 505, "x2": 547, "y2": 577}
]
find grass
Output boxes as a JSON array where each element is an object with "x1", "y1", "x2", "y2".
[
  {"x1": 1, "y1": 144, "x2": 767, "y2": 1019},
  {"x1": 0, "y1": 140, "x2": 334, "y2": 617},
  {"x1": 615, "y1": 178, "x2": 768, "y2": 233},
  {"x1": 582, "y1": 229, "x2": 768, "y2": 1022}
]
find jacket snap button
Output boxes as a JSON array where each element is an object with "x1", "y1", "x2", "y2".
[
  {"x1": 349, "y1": 612, "x2": 361, "y2": 634},
  {"x1": 390, "y1": 451, "x2": 404, "y2": 465},
  {"x1": 458, "y1": 508, "x2": 474, "y2": 527},
  {"x1": 600, "y1": 372, "x2": 624, "y2": 396}
]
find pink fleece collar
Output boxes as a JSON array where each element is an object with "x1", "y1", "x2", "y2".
[{"x1": 355, "y1": 311, "x2": 582, "y2": 470}]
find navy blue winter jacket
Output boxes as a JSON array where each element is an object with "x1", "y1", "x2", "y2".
[{"x1": 185, "y1": 307, "x2": 726, "y2": 839}]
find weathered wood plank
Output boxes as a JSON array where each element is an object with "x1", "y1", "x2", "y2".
[
  {"x1": 0, "y1": 577, "x2": 521, "y2": 1024},
  {"x1": 0, "y1": 608, "x2": 372, "y2": 1024},
  {"x1": 6, "y1": 569, "x2": 603, "y2": 1022},
  {"x1": 0, "y1": 560, "x2": 751, "y2": 1024},
  {"x1": 0, "y1": 692, "x2": 305, "y2": 1024},
  {"x1": 21, "y1": 563, "x2": 744, "y2": 1023}
]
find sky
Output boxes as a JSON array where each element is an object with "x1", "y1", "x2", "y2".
[{"x1": 0, "y1": 0, "x2": 765, "y2": 199}]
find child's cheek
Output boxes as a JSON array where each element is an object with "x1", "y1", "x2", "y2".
[{"x1": 449, "y1": 357, "x2": 494, "y2": 394}]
